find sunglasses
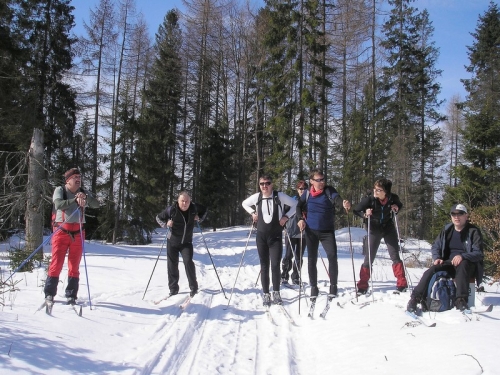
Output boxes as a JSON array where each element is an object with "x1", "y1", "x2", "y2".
[
  {"x1": 311, "y1": 178, "x2": 325, "y2": 182},
  {"x1": 259, "y1": 181, "x2": 272, "y2": 186},
  {"x1": 298, "y1": 188, "x2": 305, "y2": 191},
  {"x1": 374, "y1": 188, "x2": 384, "y2": 193},
  {"x1": 451, "y1": 212, "x2": 465, "y2": 217}
]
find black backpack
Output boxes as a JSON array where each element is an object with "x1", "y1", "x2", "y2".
[
  {"x1": 256, "y1": 190, "x2": 283, "y2": 212},
  {"x1": 425, "y1": 270, "x2": 456, "y2": 312},
  {"x1": 301, "y1": 186, "x2": 339, "y2": 215}
]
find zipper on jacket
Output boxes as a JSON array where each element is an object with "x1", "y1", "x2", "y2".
[{"x1": 181, "y1": 213, "x2": 187, "y2": 243}]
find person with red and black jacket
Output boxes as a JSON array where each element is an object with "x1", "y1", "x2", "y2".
[
  {"x1": 296, "y1": 169, "x2": 351, "y2": 300},
  {"x1": 44, "y1": 168, "x2": 100, "y2": 305},
  {"x1": 156, "y1": 191, "x2": 207, "y2": 298},
  {"x1": 353, "y1": 178, "x2": 407, "y2": 294}
]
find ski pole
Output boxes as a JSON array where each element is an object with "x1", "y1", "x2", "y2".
[
  {"x1": 254, "y1": 270, "x2": 261, "y2": 287},
  {"x1": 345, "y1": 208, "x2": 358, "y2": 302},
  {"x1": 79, "y1": 208, "x2": 92, "y2": 310},
  {"x1": 299, "y1": 230, "x2": 303, "y2": 314},
  {"x1": 284, "y1": 229, "x2": 308, "y2": 310},
  {"x1": 367, "y1": 215, "x2": 374, "y2": 303},
  {"x1": 393, "y1": 212, "x2": 412, "y2": 290},
  {"x1": 225, "y1": 223, "x2": 254, "y2": 309},
  {"x1": 319, "y1": 248, "x2": 330, "y2": 280},
  {"x1": 142, "y1": 227, "x2": 169, "y2": 300},
  {"x1": 197, "y1": 222, "x2": 227, "y2": 299},
  {"x1": 4, "y1": 207, "x2": 81, "y2": 284}
]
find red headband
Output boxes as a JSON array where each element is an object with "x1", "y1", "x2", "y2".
[{"x1": 64, "y1": 168, "x2": 81, "y2": 181}]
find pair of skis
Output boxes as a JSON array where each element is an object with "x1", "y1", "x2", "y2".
[
  {"x1": 465, "y1": 304, "x2": 493, "y2": 314},
  {"x1": 406, "y1": 304, "x2": 493, "y2": 327},
  {"x1": 308, "y1": 295, "x2": 336, "y2": 319},
  {"x1": 37, "y1": 299, "x2": 83, "y2": 317}
]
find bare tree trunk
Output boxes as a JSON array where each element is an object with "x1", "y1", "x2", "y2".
[
  {"x1": 112, "y1": 1, "x2": 131, "y2": 244},
  {"x1": 26, "y1": 129, "x2": 44, "y2": 259}
]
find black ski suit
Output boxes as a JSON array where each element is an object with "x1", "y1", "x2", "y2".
[{"x1": 156, "y1": 202, "x2": 207, "y2": 294}]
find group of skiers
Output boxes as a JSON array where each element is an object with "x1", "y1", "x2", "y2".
[
  {"x1": 240, "y1": 169, "x2": 483, "y2": 313},
  {"x1": 242, "y1": 169, "x2": 409, "y2": 307},
  {"x1": 48, "y1": 167, "x2": 483, "y2": 315}
]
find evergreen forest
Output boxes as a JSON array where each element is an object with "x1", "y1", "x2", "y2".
[{"x1": 0, "y1": 0, "x2": 499, "y2": 279}]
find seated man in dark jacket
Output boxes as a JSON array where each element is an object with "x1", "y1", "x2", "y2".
[
  {"x1": 156, "y1": 191, "x2": 207, "y2": 297},
  {"x1": 407, "y1": 204, "x2": 484, "y2": 312}
]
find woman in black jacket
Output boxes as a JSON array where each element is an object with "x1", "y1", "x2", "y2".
[{"x1": 353, "y1": 178, "x2": 408, "y2": 294}]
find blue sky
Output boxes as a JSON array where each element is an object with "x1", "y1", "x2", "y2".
[{"x1": 71, "y1": 0, "x2": 493, "y2": 108}]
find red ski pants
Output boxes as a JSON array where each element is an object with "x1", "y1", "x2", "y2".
[{"x1": 48, "y1": 223, "x2": 84, "y2": 279}]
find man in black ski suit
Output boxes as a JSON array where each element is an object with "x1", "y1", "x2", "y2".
[
  {"x1": 156, "y1": 191, "x2": 207, "y2": 298},
  {"x1": 242, "y1": 175, "x2": 297, "y2": 307},
  {"x1": 407, "y1": 204, "x2": 484, "y2": 312}
]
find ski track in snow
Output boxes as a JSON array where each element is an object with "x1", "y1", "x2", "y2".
[
  {"x1": 129, "y1": 292, "x2": 214, "y2": 375},
  {"x1": 2, "y1": 226, "x2": 500, "y2": 375}
]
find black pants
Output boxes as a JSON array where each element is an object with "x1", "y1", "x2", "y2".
[
  {"x1": 362, "y1": 222, "x2": 402, "y2": 267},
  {"x1": 412, "y1": 259, "x2": 476, "y2": 299},
  {"x1": 167, "y1": 241, "x2": 198, "y2": 293},
  {"x1": 256, "y1": 230, "x2": 283, "y2": 293},
  {"x1": 44, "y1": 276, "x2": 79, "y2": 299},
  {"x1": 305, "y1": 229, "x2": 338, "y2": 287},
  {"x1": 281, "y1": 234, "x2": 305, "y2": 281}
]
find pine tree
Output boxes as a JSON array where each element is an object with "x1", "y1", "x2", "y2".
[
  {"x1": 379, "y1": 0, "x2": 443, "y2": 238},
  {"x1": 258, "y1": 0, "x2": 298, "y2": 182},
  {"x1": 0, "y1": 0, "x2": 22, "y2": 151},
  {"x1": 198, "y1": 127, "x2": 235, "y2": 229},
  {"x1": 132, "y1": 9, "x2": 183, "y2": 226},
  {"x1": 13, "y1": 0, "x2": 77, "y2": 165},
  {"x1": 454, "y1": 2, "x2": 500, "y2": 208}
]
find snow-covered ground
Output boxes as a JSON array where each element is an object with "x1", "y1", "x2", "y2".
[{"x1": 1, "y1": 226, "x2": 499, "y2": 375}]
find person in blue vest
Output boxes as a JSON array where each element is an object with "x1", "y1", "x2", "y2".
[
  {"x1": 353, "y1": 178, "x2": 408, "y2": 294},
  {"x1": 407, "y1": 204, "x2": 484, "y2": 312},
  {"x1": 296, "y1": 169, "x2": 351, "y2": 300},
  {"x1": 281, "y1": 180, "x2": 308, "y2": 285},
  {"x1": 242, "y1": 175, "x2": 297, "y2": 307},
  {"x1": 156, "y1": 191, "x2": 207, "y2": 298}
]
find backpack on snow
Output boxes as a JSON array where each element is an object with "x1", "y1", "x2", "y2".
[{"x1": 426, "y1": 270, "x2": 456, "y2": 312}]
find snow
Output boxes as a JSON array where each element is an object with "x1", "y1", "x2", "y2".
[{"x1": 1, "y1": 226, "x2": 499, "y2": 375}]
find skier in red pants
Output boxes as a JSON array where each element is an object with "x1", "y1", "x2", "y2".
[
  {"x1": 44, "y1": 168, "x2": 100, "y2": 305},
  {"x1": 353, "y1": 178, "x2": 408, "y2": 294}
]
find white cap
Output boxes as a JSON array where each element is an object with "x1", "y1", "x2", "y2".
[{"x1": 450, "y1": 204, "x2": 468, "y2": 214}]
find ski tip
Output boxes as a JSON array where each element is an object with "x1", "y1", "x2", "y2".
[
  {"x1": 470, "y1": 304, "x2": 494, "y2": 313},
  {"x1": 78, "y1": 306, "x2": 83, "y2": 317}
]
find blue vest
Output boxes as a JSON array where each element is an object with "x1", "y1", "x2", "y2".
[{"x1": 306, "y1": 193, "x2": 335, "y2": 231}]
